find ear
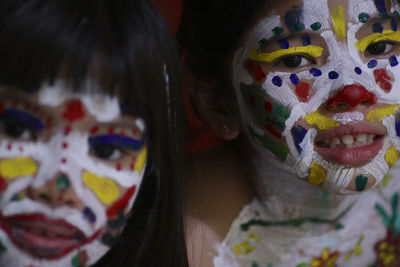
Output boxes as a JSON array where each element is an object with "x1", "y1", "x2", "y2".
[{"x1": 184, "y1": 69, "x2": 240, "y2": 141}]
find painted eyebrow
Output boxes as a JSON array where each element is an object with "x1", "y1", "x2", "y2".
[
  {"x1": 88, "y1": 134, "x2": 144, "y2": 151},
  {"x1": 356, "y1": 30, "x2": 400, "y2": 52},
  {"x1": 0, "y1": 108, "x2": 45, "y2": 131},
  {"x1": 248, "y1": 45, "x2": 324, "y2": 63}
]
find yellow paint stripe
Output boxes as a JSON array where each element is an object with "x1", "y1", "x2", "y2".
[
  {"x1": 83, "y1": 172, "x2": 120, "y2": 205},
  {"x1": 134, "y1": 146, "x2": 147, "y2": 173},
  {"x1": 305, "y1": 111, "x2": 340, "y2": 130},
  {"x1": 366, "y1": 105, "x2": 399, "y2": 122},
  {"x1": 331, "y1": 6, "x2": 347, "y2": 41},
  {"x1": 308, "y1": 162, "x2": 327, "y2": 186},
  {"x1": 0, "y1": 157, "x2": 38, "y2": 179},
  {"x1": 385, "y1": 146, "x2": 398, "y2": 167},
  {"x1": 356, "y1": 30, "x2": 400, "y2": 52},
  {"x1": 248, "y1": 45, "x2": 324, "y2": 63}
]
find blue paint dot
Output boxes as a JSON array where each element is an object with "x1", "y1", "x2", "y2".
[
  {"x1": 272, "y1": 76, "x2": 283, "y2": 87},
  {"x1": 367, "y1": 60, "x2": 378, "y2": 69},
  {"x1": 291, "y1": 125, "x2": 308, "y2": 153},
  {"x1": 374, "y1": 0, "x2": 388, "y2": 14},
  {"x1": 396, "y1": 113, "x2": 400, "y2": 137},
  {"x1": 373, "y1": 22, "x2": 384, "y2": 33},
  {"x1": 328, "y1": 71, "x2": 339, "y2": 79},
  {"x1": 390, "y1": 55, "x2": 399, "y2": 67},
  {"x1": 278, "y1": 39, "x2": 289, "y2": 49},
  {"x1": 83, "y1": 207, "x2": 97, "y2": 223},
  {"x1": 354, "y1": 67, "x2": 362, "y2": 74},
  {"x1": 301, "y1": 36, "x2": 311, "y2": 46},
  {"x1": 290, "y1": 73, "x2": 299, "y2": 85},
  {"x1": 392, "y1": 18, "x2": 398, "y2": 32},
  {"x1": 309, "y1": 68, "x2": 322, "y2": 77}
]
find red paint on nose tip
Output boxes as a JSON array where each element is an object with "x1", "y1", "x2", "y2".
[{"x1": 326, "y1": 84, "x2": 377, "y2": 111}]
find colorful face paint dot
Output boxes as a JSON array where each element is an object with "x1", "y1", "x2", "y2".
[
  {"x1": 0, "y1": 177, "x2": 7, "y2": 192},
  {"x1": 373, "y1": 0, "x2": 388, "y2": 14},
  {"x1": 301, "y1": 36, "x2": 311, "y2": 46},
  {"x1": 354, "y1": 67, "x2": 362, "y2": 75},
  {"x1": 310, "y1": 22, "x2": 322, "y2": 31},
  {"x1": 385, "y1": 146, "x2": 398, "y2": 167},
  {"x1": 56, "y1": 174, "x2": 70, "y2": 192},
  {"x1": 394, "y1": 11, "x2": 400, "y2": 18},
  {"x1": 295, "y1": 82, "x2": 310, "y2": 102},
  {"x1": 257, "y1": 39, "x2": 268, "y2": 50},
  {"x1": 358, "y1": 12, "x2": 370, "y2": 23},
  {"x1": 372, "y1": 22, "x2": 384, "y2": 33},
  {"x1": 310, "y1": 68, "x2": 322, "y2": 77},
  {"x1": 272, "y1": 76, "x2": 282, "y2": 87},
  {"x1": 291, "y1": 125, "x2": 308, "y2": 153},
  {"x1": 396, "y1": 113, "x2": 400, "y2": 137},
  {"x1": 391, "y1": 18, "x2": 398, "y2": 32},
  {"x1": 62, "y1": 99, "x2": 86, "y2": 123},
  {"x1": 264, "y1": 102, "x2": 272, "y2": 112},
  {"x1": 83, "y1": 207, "x2": 97, "y2": 223},
  {"x1": 244, "y1": 61, "x2": 266, "y2": 82},
  {"x1": 389, "y1": 55, "x2": 398, "y2": 67},
  {"x1": 308, "y1": 162, "x2": 327, "y2": 186},
  {"x1": 367, "y1": 60, "x2": 378, "y2": 69},
  {"x1": 278, "y1": 39, "x2": 289, "y2": 49},
  {"x1": 290, "y1": 73, "x2": 299, "y2": 85},
  {"x1": 272, "y1": 27, "x2": 283, "y2": 36},
  {"x1": 328, "y1": 71, "x2": 339, "y2": 79},
  {"x1": 374, "y1": 69, "x2": 393, "y2": 92},
  {"x1": 355, "y1": 174, "x2": 368, "y2": 191},
  {"x1": 284, "y1": 6, "x2": 304, "y2": 32},
  {"x1": 305, "y1": 111, "x2": 339, "y2": 130}
]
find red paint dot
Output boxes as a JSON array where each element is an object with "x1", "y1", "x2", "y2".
[
  {"x1": 0, "y1": 103, "x2": 4, "y2": 114},
  {"x1": 90, "y1": 126, "x2": 99, "y2": 134},
  {"x1": 120, "y1": 129, "x2": 125, "y2": 136},
  {"x1": 0, "y1": 178, "x2": 7, "y2": 192},
  {"x1": 264, "y1": 101, "x2": 272, "y2": 112},
  {"x1": 295, "y1": 82, "x2": 310, "y2": 102},
  {"x1": 57, "y1": 196, "x2": 64, "y2": 202},
  {"x1": 244, "y1": 60, "x2": 266, "y2": 82},
  {"x1": 61, "y1": 158, "x2": 67, "y2": 164},
  {"x1": 62, "y1": 99, "x2": 86, "y2": 123},
  {"x1": 24, "y1": 103, "x2": 31, "y2": 111},
  {"x1": 62, "y1": 142, "x2": 68, "y2": 149},
  {"x1": 132, "y1": 129, "x2": 138, "y2": 135},
  {"x1": 130, "y1": 162, "x2": 135, "y2": 170},
  {"x1": 7, "y1": 143, "x2": 12, "y2": 150},
  {"x1": 116, "y1": 163, "x2": 122, "y2": 171},
  {"x1": 19, "y1": 147, "x2": 23, "y2": 152},
  {"x1": 108, "y1": 127, "x2": 115, "y2": 135},
  {"x1": 64, "y1": 126, "x2": 72, "y2": 136},
  {"x1": 374, "y1": 69, "x2": 393, "y2": 93},
  {"x1": 250, "y1": 96, "x2": 256, "y2": 106}
]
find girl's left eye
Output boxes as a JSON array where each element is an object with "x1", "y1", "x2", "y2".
[
  {"x1": 0, "y1": 118, "x2": 36, "y2": 140},
  {"x1": 90, "y1": 143, "x2": 123, "y2": 161},
  {"x1": 278, "y1": 55, "x2": 312, "y2": 68},
  {"x1": 366, "y1": 42, "x2": 393, "y2": 56}
]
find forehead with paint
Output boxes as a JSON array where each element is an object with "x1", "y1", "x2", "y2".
[
  {"x1": 0, "y1": 82, "x2": 147, "y2": 266},
  {"x1": 233, "y1": 0, "x2": 400, "y2": 194}
]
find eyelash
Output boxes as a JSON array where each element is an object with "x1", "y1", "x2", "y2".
[
  {"x1": 275, "y1": 54, "x2": 315, "y2": 68},
  {"x1": 89, "y1": 142, "x2": 127, "y2": 162},
  {"x1": 0, "y1": 116, "x2": 38, "y2": 141}
]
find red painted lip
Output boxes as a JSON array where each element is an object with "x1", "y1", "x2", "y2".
[
  {"x1": 0, "y1": 213, "x2": 100, "y2": 259},
  {"x1": 314, "y1": 122, "x2": 386, "y2": 165}
]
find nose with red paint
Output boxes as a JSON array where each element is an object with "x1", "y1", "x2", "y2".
[{"x1": 326, "y1": 84, "x2": 377, "y2": 111}]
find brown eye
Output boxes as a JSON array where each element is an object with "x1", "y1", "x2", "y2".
[
  {"x1": 366, "y1": 42, "x2": 391, "y2": 55},
  {"x1": 280, "y1": 55, "x2": 311, "y2": 68},
  {"x1": 90, "y1": 143, "x2": 123, "y2": 161},
  {"x1": 0, "y1": 118, "x2": 35, "y2": 140}
]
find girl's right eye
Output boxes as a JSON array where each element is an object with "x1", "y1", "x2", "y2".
[
  {"x1": 366, "y1": 41, "x2": 393, "y2": 56},
  {"x1": 90, "y1": 143, "x2": 123, "y2": 161},
  {"x1": 278, "y1": 55, "x2": 312, "y2": 68},
  {"x1": 0, "y1": 118, "x2": 36, "y2": 140}
]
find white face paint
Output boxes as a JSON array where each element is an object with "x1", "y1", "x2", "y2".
[
  {"x1": 0, "y1": 81, "x2": 147, "y2": 266},
  {"x1": 233, "y1": 0, "x2": 400, "y2": 194}
]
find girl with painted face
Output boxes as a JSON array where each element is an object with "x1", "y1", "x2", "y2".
[
  {"x1": 0, "y1": 0, "x2": 188, "y2": 267},
  {"x1": 181, "y1": 0, "x2": 400, "y2": 266}
]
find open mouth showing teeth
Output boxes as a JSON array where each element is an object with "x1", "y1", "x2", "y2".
[{"x1": 316, "y1": 134, "x2": 383, "y2": 149}]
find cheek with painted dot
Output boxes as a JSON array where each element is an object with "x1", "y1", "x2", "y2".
[{"x1": 0, "y1": 157, "x2": 38, "y2": 194}]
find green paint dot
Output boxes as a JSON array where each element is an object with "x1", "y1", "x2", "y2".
[
  {"x1": 379, "y1": 13, "x2": 390, "y2": 19},
  {"x1": 293, "y1": 23, "x2": 305, "y2": 32},
  {"x1": 258, "y1": 39, "x2": 268, "y2": 49},
  {"x1": 272, "y1": 27, "x2": 284, "y2": 36},
  {"x1": 394, "y1": 11, "x2": 400, "y2": 18},
  {"x1": 310, "y1": 22, "x2": 322, "y2": 31},
  {"x1": 252, "y1": 262, "x2": 259, "y2": 267},
  {"x1": 358, "y1": 12, "x2": 370, "y2": 23},
  {"x1": 0, "y1": 241, "x2": 6, "y2": 254},
  {"x1": 356, "y1": 174, "x2": 368, "y2": 191},
  {"x1": 71, "y1": 254, "x2": 80, "y2": 267},
  {"x1": 56, "y1": 175, "x2": 70, "y2": 191}
]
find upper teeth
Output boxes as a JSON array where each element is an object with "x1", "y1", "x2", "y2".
[{"x1": 318, "y1": 134, "x2": 377, "y2": 149}]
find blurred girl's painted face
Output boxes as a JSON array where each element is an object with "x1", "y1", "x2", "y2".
[
  {"x1": 233, "y1": 0, "x2": 400, "y2": 194},
  {"x1": 0, "y1": 81, "x2": 147, "y2": 266}
]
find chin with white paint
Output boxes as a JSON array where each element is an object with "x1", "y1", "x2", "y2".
[
  {"x1": 233, "y1": 0, "x2": 400, "y2": 195},
  {"x1": 0, "y1": 81, "x2": 147, "y2": 266}
]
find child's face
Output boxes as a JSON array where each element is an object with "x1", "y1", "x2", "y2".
[
  {"x1": 233, "y1": 0, "x2": 400, "y2": 194},
  {"x1": 0, "y1": 81, "x2": 147, "y2": 266}
]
